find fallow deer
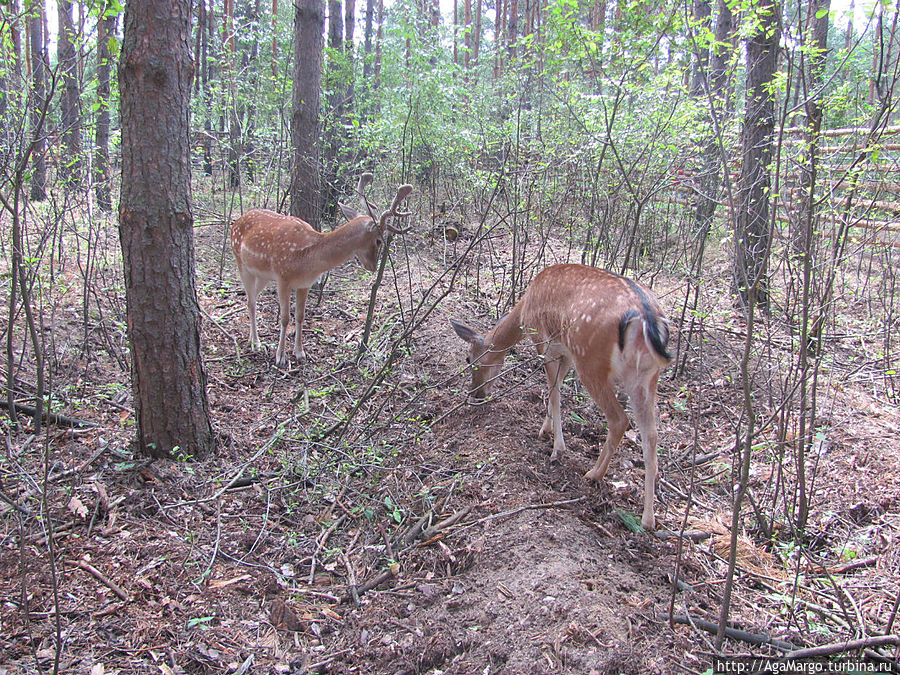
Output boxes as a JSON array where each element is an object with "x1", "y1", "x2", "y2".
[
  {"x1": 451, "y1": 264, "x2": 671, "y2": 529},
  {"x1": 231, "y1": 174, "x2": 412, "y2": 366}
]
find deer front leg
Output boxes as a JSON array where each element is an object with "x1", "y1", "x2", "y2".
[
  {"x1": 275, "y1": 281, "x2": 292, "y2": 367},
  {"x1": 293, "y1": 287, "x2": 310, "y2": 361}
]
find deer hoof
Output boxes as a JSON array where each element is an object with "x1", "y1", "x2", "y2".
[{"x1": 583, "y1": 468, "x2": 604, "y2": 483}]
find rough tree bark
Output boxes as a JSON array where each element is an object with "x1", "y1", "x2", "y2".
[{"x1": 118, "y1": 0, "x2": 215, "y2": 460}]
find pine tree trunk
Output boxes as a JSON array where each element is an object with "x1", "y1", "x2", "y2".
[
  {"x1": 118, "y1": 0, "x2": 215, "y2": 460},
  {"x1": 291, "y1": 0, "x2": 325, "y2": 227}
]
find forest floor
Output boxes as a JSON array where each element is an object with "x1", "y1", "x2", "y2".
[{"x1": 1, "y1": 220, "x2": 899, "y2": 674}]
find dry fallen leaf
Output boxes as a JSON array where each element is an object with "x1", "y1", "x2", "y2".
[{"x1": 68, "y1": 495, "x2": 89, "y2": 519}]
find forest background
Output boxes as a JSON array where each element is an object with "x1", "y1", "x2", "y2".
[{"x1": 1, "y1": 0, "x2": 899, "y2": 672}]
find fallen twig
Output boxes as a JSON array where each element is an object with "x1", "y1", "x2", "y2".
[
  {"x1": 829, "y1": 556, "x2": 879, "y2": 575},
  {"x1": 309, "y1": 515, "x2": 347, "y2": 585},
  {"x1": 0, "y1": 490, "x2": 31, "y2": 516},
  {"x1": 663, "y1": 613, "x2": 797, "y2": 652},
  {"x1": 69, "y1": 559, "x2": 130, "y2": 602},
  {"x1": 0, "y1": 400, "x2": 97, "y2": 429},
  {"x1": 461, "y1": 496, "x2": 585, "y2": 531},
  {"x1": 418, "y1": 506, "x2": 472, "y2": 543},
  {"x1": 781, "y1": 635, "x2": 900, "y2": 661},
  {"x1": 655, "y1": 529, "x2": 713, "y2": 542}
]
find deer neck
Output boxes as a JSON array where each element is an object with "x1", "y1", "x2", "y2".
[
  {"x1": 486, "y1": 306, "x2": 525, "y2": 355},
  {"x1": 315, "y1": 217, "x2": 374, "y2": 269}
]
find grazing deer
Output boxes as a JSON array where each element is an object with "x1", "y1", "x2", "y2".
[
  {"x1": 451, "y1": 264, "x2": 670, "y2": 529},
  {"x1": 231, "y1": 174, "x2": 412, "y2": 366}
]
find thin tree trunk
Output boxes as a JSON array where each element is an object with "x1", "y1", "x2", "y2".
[
  {"x1": 363, "y1": 0, "x2": 374, "y2": 79},
  {"x1": 58, "y1": 0, "x2": 82, "y2": 188},
  {"x1": 473, "y1": 0, "x2": 481, "y2": 68},
  {"x1": 374, "y1": 0, "x2": 383, "y2": 108},
  {"x1": 464, "y1": 0, "x2": 471, "y2": 69},
  {"x1": 272, "y1": 0, "x2": 280, "y2": 76},
  {"x1": 28, "y1": 1, "x2": 47, "y2": 202},
  {"x1": 94, "y1": 9, "x2": 115, "y2": 212},
  {"x1": 345, "y1": 0, "x2": 357, "y2": 115},
  {"x1": 734, "y1": 0, "x2": 778, "y2": 309},
  {"x1": 224, "y1": 0, "x2": 241, "y2": 187},
  {"x1": 794, "y1": 0, "x2": 830, "y2": 533},
  {"x1": 291, "y1": 0, "x2": 325, "y2": 227},
  {"x1": 199, "y1": 0, "x2": 213, "y2": 175},
  {"x1": 690, "y1": 0, "x2": 711, "y2": 97},
  {"x1": 508, "y1": 0, "x2": 518, "y2": 59}
]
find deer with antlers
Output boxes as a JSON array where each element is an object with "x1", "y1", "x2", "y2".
[
  {"x1": 451, "y1": 264, "x2": 670, "y2": 529},
  {"x1": 231, "y1": 174, "x2": 412, "y2": 366}
]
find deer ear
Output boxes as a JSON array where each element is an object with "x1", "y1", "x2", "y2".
[
  {"x1": 450, "y1": 319, "x2": 482, "y2": 346},
  {"x1": 338, "y1": 202, "x2": 359, "y2": 221}
]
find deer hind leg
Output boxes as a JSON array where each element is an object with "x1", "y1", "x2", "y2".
[
  {"x1": 538, "y1": 347, "x2": 572, "y2": 463},
  {"x1": 628, "y1": 371, "x2": 661, "y2": 530},
  {"x1": 293, "y1": 287, "x2": 310, "y2": 361},
  {"x1": 274, "y1": 280, "x2": 292, "y2": 367},
  {"x1": 582, "y1": 378, "x2": 630, "y2": 485},
  {"x1": 239, "y1": 269, "x2": 264, "y2": 351}
]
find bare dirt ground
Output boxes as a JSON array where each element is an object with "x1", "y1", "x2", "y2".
[{"x1": 1, "y1": 221, "x2": 899, "y2": 674}]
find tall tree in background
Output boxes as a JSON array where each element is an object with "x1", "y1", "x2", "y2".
[
  {"x1": 94, "y1": 5, "x2": 116, "y2": 211},
  {"x1": 324, "y1": 0, "x2": 343, "y2": 203},
  {"x1": 118, "y1": 0, "x2": 215, "y2": 460},
  {"x1": 196, "y1": 0, "x2": 214, "y2": 175},
  {"x1": 691, "y1": 0, "x2": 733, "y2": 239},
  {"x1": 734, "y1": 0, "x2": 779, "y2": 309},
  {"x1": 690, "y1": 0, "x2": 711, "y2": 97},
  {"x1": 345, "y1": 0, "x2": 357, "y2": 114},
  {"x1": 507, "y1": 0, "x2": 518, "y2": 59},
  {"x1": 794, "y1": 0, "x2": 830, "y2": 532},
  {"x1": 28, "y1": 1, "x2": 47, "y2": 202},
  {"x1": 363, "y1": 0, "x2": 375, "y2": 79},
  {"x1": 224, "y1": 0, "x2": 241, "y2": 187},
  {"x1": 291, "y1": 0, "x2": 325, "y2": 227},
  {"x1": 57, "y1": 0, "x2": 82, "y2": 188},
  {"x1": 472, "y1": 0, "x2": 481, "y2": 71},
  {"x1": 1, "y1": 2, "x2": 24, "y2": 136}
]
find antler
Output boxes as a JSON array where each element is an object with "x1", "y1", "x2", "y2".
[
  {"x1": 356, "y1": 172, "x2": 377, "y2": 221},
  {"x1": 380, "y1": 184, "x2": 414, "y2": 234},
  {"x1": 355, "y1": 174, "x2": 413, "y2": 235}
]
